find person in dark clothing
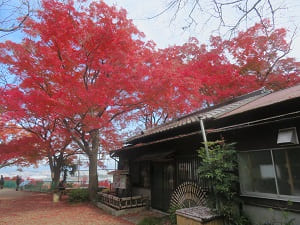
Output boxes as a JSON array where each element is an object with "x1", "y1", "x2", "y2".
[
  {"x1": 0, "y1": 175, "x2": 4, "y2": 189},
  {"x1": 16, "y1": 175, "x2": 21, "y2": 191}
]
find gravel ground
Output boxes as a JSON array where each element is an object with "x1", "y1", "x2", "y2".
[{"x1": 0, "y1": 188, "x2": 133, "y2": 225}]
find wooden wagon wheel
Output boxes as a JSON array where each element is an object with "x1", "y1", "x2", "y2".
[{"x1": 170, "y1": 181, "x2": 207, "y2": 209}]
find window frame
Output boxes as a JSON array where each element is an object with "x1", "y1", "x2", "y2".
[{"x1": 238, "y1": 146, "x2": 300, "y2": 202}]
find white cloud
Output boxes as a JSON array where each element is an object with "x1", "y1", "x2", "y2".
[{"x1": 106, "y1": 0, "x2": 300, "y2": 59}]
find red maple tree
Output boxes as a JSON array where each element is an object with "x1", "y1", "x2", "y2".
[
  {"x1": 1, "y1": 0, "x2": 299, "y2": 201},
  {"x1": 0, "y1": 0, "x2": 154, "y2": 199},
  {"x1": 135, "y1": 22, "x2": 300, "y2": 130},
  {"x1": 0, "y1": 86, "x2": 80, "y2": 186},
  {"x1": 222, "y1": 20, "x2": 300, "y2": 90},
  {"x1": 136, "y1": 37, "x2": 258, "y2": 129}
]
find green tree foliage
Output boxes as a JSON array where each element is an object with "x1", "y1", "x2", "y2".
[{"x1": 198, "y1": 141, "x2": 251, "y2": 225}]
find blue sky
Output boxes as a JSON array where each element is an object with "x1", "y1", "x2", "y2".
[{"x1": 1, "y1": 0, "x2": 300, "y2": 179}]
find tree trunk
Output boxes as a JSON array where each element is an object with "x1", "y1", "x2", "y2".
[
  {"x1": 88, "y1": 129, "x2": 99, "y2": 201},
  {"x1": 52, "y1": 167, "x2": 61, "y2": 188},
  {"x1": 48, "y1": 154, "x2": 63, "y2": 189}
]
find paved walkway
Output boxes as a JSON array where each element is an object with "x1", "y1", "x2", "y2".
[{"x1": 0, "y1": 188, "x2": 133, "y2": 225}]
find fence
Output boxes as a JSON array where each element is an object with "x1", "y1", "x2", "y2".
[
  {"x1": 4, "y1": 180, "x2": 97, "y2": 192},
  {"x1": 3, "y1": 180, "x2": 17, "y2": 189},
  {"x1": 22, "y1": 181, "x2": 51, "y2": 192},
  {"x1": 98, "y1": 192, "x2": 149, "y2": 210}
]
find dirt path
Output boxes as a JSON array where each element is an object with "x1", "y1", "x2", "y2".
[{"x1": 0, "y1": 188, "x2": 133, "y2": 225}]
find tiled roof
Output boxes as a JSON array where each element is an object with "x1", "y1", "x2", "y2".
[
  {"x1": 127, "y1": 87, "x2": 270, "y2": 143},
  {"x1": 220, "y1": 84, "x2": 300, "y2": 118}
]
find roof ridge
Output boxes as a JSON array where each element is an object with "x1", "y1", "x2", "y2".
[
  {"x1": 127, "y1": 87, "x2": 270, "y2": 143},
  {"x1": 178, "y1": 87, "x2": 270, "y2": 120}
]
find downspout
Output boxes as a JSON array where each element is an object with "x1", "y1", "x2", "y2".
[
  {"x1": 200, "y1": 117, "x2": 218, "y2": 210},
  {"x1": 199, "y1": 117, "x2": 209, "y2": 157}
]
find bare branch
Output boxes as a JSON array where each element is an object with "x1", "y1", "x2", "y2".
[
  {"x1": 146, "y1": 0, "x2": 288, "y2": 35},
  {"x1": 146, "y1": 0, "x2": 178, "y2": 20},
  {"x1": 0, "y1": 0, "x2": 30, "y2": 33},
  {"x1": 261, "y1": 28, "x2": 297, "y2": 84}
]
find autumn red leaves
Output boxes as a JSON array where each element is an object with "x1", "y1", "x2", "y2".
[{"x1": 0, "y1": 0, "x2": 299, "y2": 199}]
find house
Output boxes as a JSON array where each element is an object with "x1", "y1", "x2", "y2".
[{"x1": 109, "y1": 85, "x2": 300, "y2": 224}]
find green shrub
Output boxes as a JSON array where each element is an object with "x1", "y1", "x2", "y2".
[
  {"x1": 68, "y1": 189, "x2": 89, "y2": 203},
  {"x1": 198, "y1": 141, "x2": 251, "y2": 225}
]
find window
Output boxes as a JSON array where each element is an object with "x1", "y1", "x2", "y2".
[
  {"x1": 238, "y1": 147, "x2": 300, "y2": 201},
  {"x1": 273, "y1": 149, "x2": 300, "y2": 196},
  {"x1": 239, "y1": 151, "x2": 277, "y2": 194}
]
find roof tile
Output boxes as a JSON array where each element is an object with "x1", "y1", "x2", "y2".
[{"x1": 127, "y1": 87, "x2": 270, "y2": 143}]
